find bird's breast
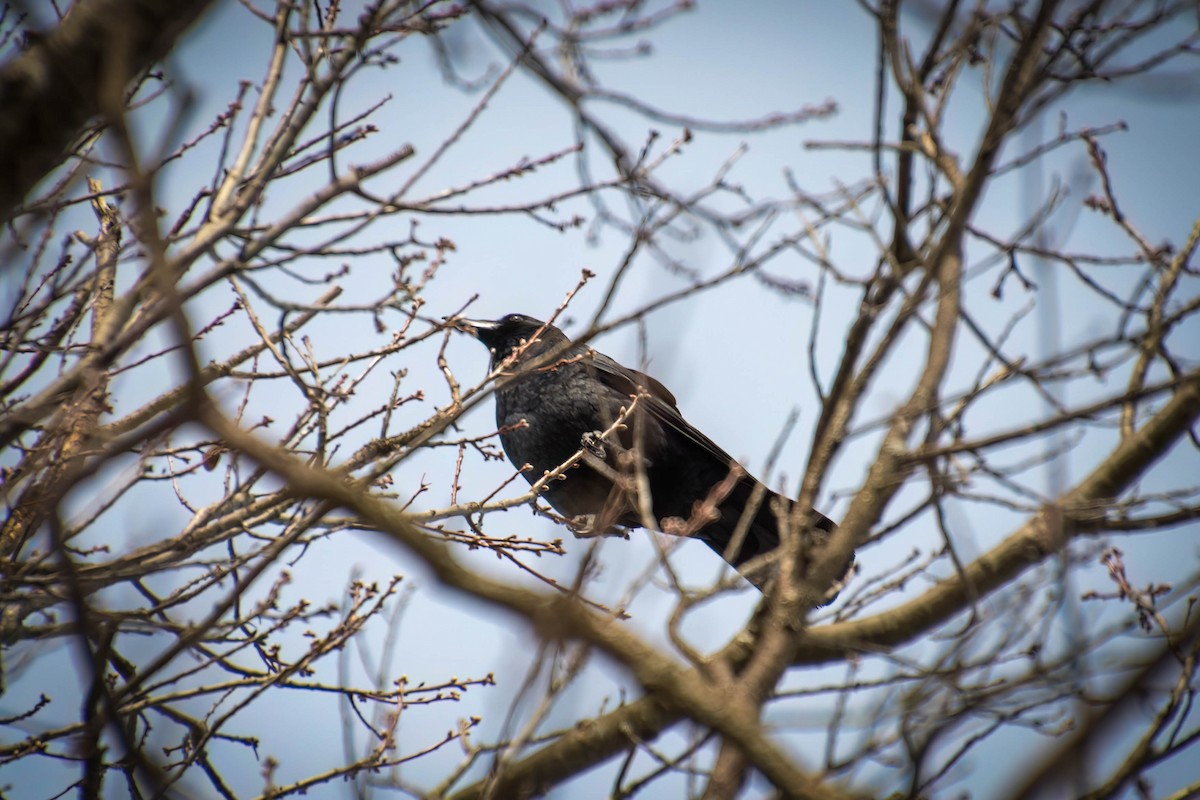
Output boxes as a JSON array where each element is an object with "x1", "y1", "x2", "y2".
[{"x1": 497, "y1": 367, "x2": 616, "y2": 463}]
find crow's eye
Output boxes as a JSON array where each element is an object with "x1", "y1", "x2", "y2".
[{"x1": 504, "y1": 313, "x2": 538, "y2": 328}]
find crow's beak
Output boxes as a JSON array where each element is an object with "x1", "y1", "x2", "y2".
[{"x1": 449, "y1": 317, "x2": 500, "y2": 342}]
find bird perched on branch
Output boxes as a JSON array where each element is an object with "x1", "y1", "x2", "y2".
[{"x1": 458, "y1": 313, "x2": 852, "y2": 602}]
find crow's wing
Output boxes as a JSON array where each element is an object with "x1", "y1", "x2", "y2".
[
  {"x1": 586, "y1": 346, "x2": 844, "y2": 591},
  {"x1": 585, "y1": 349, "x2": 739, "y2": 468},
  {"x1": 586, "y1": 348, "x2": 837, "y2": 522}
]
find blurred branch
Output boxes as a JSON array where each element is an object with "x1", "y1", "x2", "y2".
[
  {"x1": 0, "y1": 0, "x2": 216, "y2": 221},
  {"x1": 1012, "y1": 609, "x2": 1200, "y2": 800},
  {"x1": 795, "y1": 374, "x2": 1200, "y2": 664}
]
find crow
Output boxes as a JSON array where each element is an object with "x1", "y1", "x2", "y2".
[{"x1": 459, "y1": 313, "x2": 851, "y2": 601}]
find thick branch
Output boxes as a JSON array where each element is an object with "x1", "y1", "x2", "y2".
[
  {"x1": 0, "y1": 0, "x2": 216, "y2": 221},
  {"x1": 794, "y1": 374, "x2": 1200, "y2": 664}
]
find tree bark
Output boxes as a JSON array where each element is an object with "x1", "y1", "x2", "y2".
[{"x1": 0, "y1": 0, "x2": 215, "y2": 221}]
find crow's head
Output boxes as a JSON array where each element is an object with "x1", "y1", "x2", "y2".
[{"x1": 456, "y1": 313, "x2": 569, "y2": 366}]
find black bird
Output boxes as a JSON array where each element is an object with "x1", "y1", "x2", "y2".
[{"x1": 460, "y1": 313, "x2": 851, "y2": 600}]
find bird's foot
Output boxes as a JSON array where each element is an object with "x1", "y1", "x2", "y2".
[
  {"x1": 580, "y1": 430, "x2": 607, "y2": 460},
  {"x1": 567, "y1": 514, "x2": 629, "y2": 540}
]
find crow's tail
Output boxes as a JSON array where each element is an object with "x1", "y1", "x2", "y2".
[{"x1": 696, "y1": 479, "x2": 852, "y2": 604}]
